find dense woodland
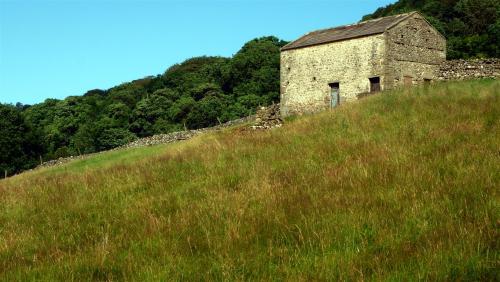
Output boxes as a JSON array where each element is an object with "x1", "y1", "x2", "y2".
[
  {"x1": 0, "y1": 37, "x2": 286, "y2": 175},
  {"x1": 1, "y1": 0, "x2": 499, "y2": 176}
]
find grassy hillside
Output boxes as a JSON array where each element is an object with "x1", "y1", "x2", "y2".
[{"x1": 1, "y1": 80, "x2": 498, "y2": 280}]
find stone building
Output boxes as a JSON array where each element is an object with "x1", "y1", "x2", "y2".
[{"x1": 280, "y1": 12, "x2": 446, "y2": 116}]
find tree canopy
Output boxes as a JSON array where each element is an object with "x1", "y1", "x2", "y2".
[{"x1": 0, "y1": 104, "x2": 44, "y2": 175}]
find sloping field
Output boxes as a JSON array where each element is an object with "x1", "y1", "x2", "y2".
[{"x1": 1, "y1": 80, "x2": 498, "y2": 280}]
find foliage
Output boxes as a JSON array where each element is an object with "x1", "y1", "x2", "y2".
[
  {"x1": 1, "y1": 80, "x2": 498, "y2": 280},
  {"x1": 362, "y1": 0, "x2": 500, "y2": 59},
  {"x1": 0, "y1": 104, "x2": 44, "y2": 175},
  {"x1": 3, "y1": 36, "x2": 287, "y2": 175}
]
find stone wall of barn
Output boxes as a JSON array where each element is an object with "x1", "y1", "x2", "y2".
[
  {"x1": 385, "y1": 13, "x2": 446, "y2": 88},
  {"x1": 280, "y1": 34, "x2": 386, "y2": 116}
]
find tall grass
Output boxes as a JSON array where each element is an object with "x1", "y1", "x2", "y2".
[{"x1": 1, "y1": 80, "x2": 498, "y2": 281}]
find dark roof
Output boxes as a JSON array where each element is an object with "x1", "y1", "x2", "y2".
[{"x1": 281, "y1": 12, "x2": 415, "y2": 51}]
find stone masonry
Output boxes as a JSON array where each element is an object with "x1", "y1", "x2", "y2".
[
  {"x1": 280, "y1": 12, "x2": 446, "y2": 116},
  {"x1": 281, "y1": 34, "x2": 386, "y2": 115},
  {"x1": 384, "y1": 14, "x2": 446, "y2": 88},
  {"x1": 438, "y1": 59, "x2": 500, "y2": 81}
]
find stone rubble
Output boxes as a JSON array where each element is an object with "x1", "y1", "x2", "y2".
[
  {"x1": 37, "y1": 154, "x2": 98, "y2": 168},
  {"x1": 251, "y1": 103, "x2": 283, "y2": 130},
  {"x1": 119, "y1": 115, "x2": 257, "y2": 150},
  {"x1": 120, "y1": 130, "x2": 202, "y2": 150}
]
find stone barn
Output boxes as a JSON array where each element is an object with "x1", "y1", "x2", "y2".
[{"x1": 280, "y1": 12, "x2": 446, "y2": 116}]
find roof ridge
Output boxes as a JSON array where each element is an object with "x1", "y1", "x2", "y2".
[
  {"x1": 281, "y1": 12, "x2": 418, "y2": 51},
  {"x1": 360, "y1": 11, "x2": 414, "y2": 24},
  {"x1": 307, "y1": 12, "x2": 415, "y2": 35},
  {"x1": 384, "y1": 11, "x2": 418, "y2": 31}
]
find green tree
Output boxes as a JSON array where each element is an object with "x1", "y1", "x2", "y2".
[
  {"x1": 229, "y1": 36, "x2": 286, "y2": 96},
  {"x1": 97, "y1": 128, "x2": 136, "y2": 150},
  {"x1": 130, "y1": 94, "x2": 174, "y2": 136},
  {"x1": 0, "y1": 104, "x2": 43, "y2": 175},
  {"x1": 167, "y1": 95, "x2": 196, "y2": 125},
  {"x1": 186, "y1": 92, "x2": 231, "y2": 129}
]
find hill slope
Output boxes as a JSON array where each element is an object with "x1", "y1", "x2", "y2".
[{"x1": 1, "y1": 80, "x2": 499, "y2": 280}]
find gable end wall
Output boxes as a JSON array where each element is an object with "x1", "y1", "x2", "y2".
[{"x1": 385, "y1": 14, "x2": 446, "y2": 88}]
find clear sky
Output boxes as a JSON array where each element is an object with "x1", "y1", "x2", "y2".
[{"x1": 0, "y1": 0, "x2": 395, "y2": 105}]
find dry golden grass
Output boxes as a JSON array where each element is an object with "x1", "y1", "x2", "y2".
[{"x1": 0, "y1": 79, "x2": 499, "y2": 281}]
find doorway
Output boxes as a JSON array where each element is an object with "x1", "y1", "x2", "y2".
[
  {"x1": 329, "y1": 82, "x2": 340, "y2": 108},
  {"x1": 404, "y1": 76, "x2": 413, "y2": 87}
]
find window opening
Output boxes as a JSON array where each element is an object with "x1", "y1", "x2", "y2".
[{"x1": 369, "y1": 77, "x2": 381, "y2": 93}]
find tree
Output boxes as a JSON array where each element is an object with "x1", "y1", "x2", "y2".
[
  {"x1": 0, "y1": 104, "x2": 43, "y2": 175},
  {"x1": 97, "y1": 128, "x2": 136, "y2": 150},
  {"x1": 130, "y1": 94, "x2": 174, "y2": 136},
  {"x1": 229, "y1": 36, "x2": 285, "y2": 94},
  {"x1": 167, "y1": 96, "x2": 196, "y2": 125},
  {"x1": 186, "y1": 92, "x2": 231, "y2": 129}
]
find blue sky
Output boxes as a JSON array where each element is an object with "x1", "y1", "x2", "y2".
[{"x1": 0, "y1": 0, "x2": 395, "y2": 105}]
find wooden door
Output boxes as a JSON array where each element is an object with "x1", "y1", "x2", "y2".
[
  {"x1": 404, "y1": 76, "x2": 413, "y2": 87},
  {"x1": 329, "y1": 83, "x2": 340, "y2": 108}
]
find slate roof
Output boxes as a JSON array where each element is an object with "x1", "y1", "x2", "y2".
[{"x1": 281, "y1": 12, "x2": 416, "y2": 51}]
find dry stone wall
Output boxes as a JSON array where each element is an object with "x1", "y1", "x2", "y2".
[
  {"x1": 36, "y1": 116, "x2": 255, "y2": 169},
  {"x1": 35, "y1": 109, "x2": 285, "y2": 170},
  {"x1": 438, "y1": 59, "x2": 500, "y2": 81}
]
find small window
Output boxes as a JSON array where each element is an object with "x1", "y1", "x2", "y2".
[{"x1": 369, "y1": 77, "x2": 381, "y2": 93}]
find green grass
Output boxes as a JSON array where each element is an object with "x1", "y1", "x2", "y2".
[
  {"x1": 36, "y1": 142, "x2": 180, "y2": 176},
  {"x1": 1, "y1": 80, "x2": 499, "y2": 281}
]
